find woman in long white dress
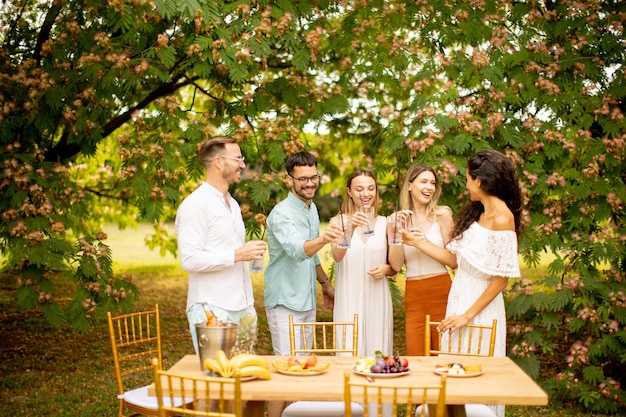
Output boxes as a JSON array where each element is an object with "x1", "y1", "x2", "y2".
[
  {"x1": 330, "y1": 170, "x2": 395, "y2": 356},
  {"x1": 408, "y1": 150, "x2": 522, "y2": 417}
]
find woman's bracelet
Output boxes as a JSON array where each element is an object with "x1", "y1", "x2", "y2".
[{"x1": 318, "y1": 279, "x2": 329, "y2": 285}]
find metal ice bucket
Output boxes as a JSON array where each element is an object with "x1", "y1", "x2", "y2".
[{"x1": 195, "y1": 322, "x2": 238, "y2": 372}]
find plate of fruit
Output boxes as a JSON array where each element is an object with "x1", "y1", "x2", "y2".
[
  {"x1": 433, "y1": 362, "x2": 483, "y2": 378},
  {"x1": 353, "y1": 352, "x2": 410, "y2": 378},
  {"x1": 272, "y1": 353, "x2": 331, "y2": 376}
]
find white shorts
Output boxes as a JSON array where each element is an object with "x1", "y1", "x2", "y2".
[{"x1": 266, "y1": 305, "x2": 315, "y2": 356}]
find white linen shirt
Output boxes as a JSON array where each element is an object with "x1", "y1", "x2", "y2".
[{"x1": 175, "y1": 182, "x2": 254, "y2": 312}]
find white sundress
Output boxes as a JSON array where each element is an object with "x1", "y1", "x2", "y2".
[
  {"x1": 443, "y1": 222, "x2": 520, "y2": 417},
  {"x1": 333, "y1": 216, "x2": 393, "y2": 356}
]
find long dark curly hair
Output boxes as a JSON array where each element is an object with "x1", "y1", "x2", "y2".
[{"x1": 451, "y1": 150, "x2": 523, "y2": 240}]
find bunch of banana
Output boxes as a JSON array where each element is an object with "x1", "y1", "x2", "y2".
[{"x1": 203, "y1": 350, "x2": 271, "y2": 380}]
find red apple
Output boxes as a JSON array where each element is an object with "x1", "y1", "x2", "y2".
[
  {"x1": 304, "y1": 353, "x2": 318, "y2": 369},
  {"x1": 384, "y1": 355, "x2": 396, "y2": 367}
]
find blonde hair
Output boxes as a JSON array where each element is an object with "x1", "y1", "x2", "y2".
[{"x1": 399, "y1": 164, "x2": 446, "y2": 219}]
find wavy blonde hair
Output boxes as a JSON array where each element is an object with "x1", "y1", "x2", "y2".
[{"x1": 399, "y1": 164, "x2": 447, "y2": 219}]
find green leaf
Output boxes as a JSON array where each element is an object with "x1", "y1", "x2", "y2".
[
  {"x1": 71, "y1": 314, "x2": 92, "y2": 334},
  {"x1": 154, "y1": 0, "x2": 177, "y2": 19},
  {"x1": 179, "y1": 0, "x2": 203, "y2": 20},
  {"x1": 132, "y1": 176, "x2": 151, "y2": 196},
  {"x1": 568, "y1": 317, "x2": 586, "y2": 332},
  {"x1": 16, "y1": 285, "x2": 39, "y2": 311},
  {"x1": 39, "y1": 278, "x2": 55, "y2": 294},
  {"x1": 157, "y1": 46, "x2": 178, "y2": 69},
  {"x1": 479, "y1": 65, "x2": 503, "y2": 84},
  {"x1": 43, "y1": 303, "x2": 66, "y2": 326},
  {"x1": 141, "y1": 198, "x2": 164, "y2": 223},
  {"x1": 266, "y1": 141, "x2": 287, "y2": 168},
  {"x1": 507, "y1": 293, "x2": 532, "y2": 318},
  {"x1": 229, "y1": 64, "x2": 248, "y2": 84},
  {"x1": 548, "y1": 289, "x2": 572, "y2": 311},
  {"x1": 541, "y1": 311, "x2": 561, "y2": 331},
  {"x1": 292, "y1": 48, "x2": 311, "y2": 71},
  {"x1": 252, "y1": 90, "x2": 271, "y2": 113},
  {"x1": 499, "y1": 126, "x2": 524, "y2": 148},
  {"x1": 451, "y1": 133, "x2": 474, "y2": 153},
  {"x1": 78, "y1": 256, "x2": 98, "y2": 279},
  {"x1": 320, "y1": 95, "x2": 349, "y2": 115},
  {"x1": 248, "y1": 181, "x2": 272, "y2": 206},
  {"x1": 510, "y1": 353, "x2": 541, "y2": 378}
]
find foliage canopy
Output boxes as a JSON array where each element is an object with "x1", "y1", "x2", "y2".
[{"x1": 1, "y1": 0, "x2": 625, "y2": 412}]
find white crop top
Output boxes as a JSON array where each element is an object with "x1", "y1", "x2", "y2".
[{"x1": 403, "y1": 220, "x2": 449, "y2": 277}]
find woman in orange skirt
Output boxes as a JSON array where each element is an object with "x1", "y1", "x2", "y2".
[{"x1": 389, "y1": 164, "x2": 457, "y2": 356}]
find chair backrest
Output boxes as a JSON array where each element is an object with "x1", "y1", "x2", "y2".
[
  {"x1": 425, "y1": 314, "x2": 497, "y2": 357},
  {"x1": 289, "y1": 314, "x2": 358, "y2": 356},
  {"x1": 152, "y1": 358, "x2": 242, "y2": 417},
  {"x1": 107, "y1": 305, "x2": 163, "y2": 395},
  {"x1": 344, "y1": 371, "x2": 447, "y2": 417}
]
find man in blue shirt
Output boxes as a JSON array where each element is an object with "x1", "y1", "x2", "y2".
[
  {"x1": 264, "y1": 152, "x2": 344, "y2": 352},
  {"x1": 264, "y1": 151, "x2": 344, "y2": 417}
]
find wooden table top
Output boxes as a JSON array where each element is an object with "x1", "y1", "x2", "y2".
[{"x1": 150, "y1": 354, "x2": 548, "y2": 406}]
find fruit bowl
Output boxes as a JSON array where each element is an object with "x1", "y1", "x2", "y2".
[
  {"x1": 272, "y1": 360, "x2": 330, "y2": 376},
  {"x1": 354, "y1": 353, "x2": 410, "y2": 377}
]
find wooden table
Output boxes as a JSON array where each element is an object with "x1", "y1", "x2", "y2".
[{"x1": 150, "y1": 355, "x2": 548, "y2": 417}]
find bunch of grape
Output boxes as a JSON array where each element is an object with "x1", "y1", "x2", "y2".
[{"x1": 369, "y1": 355, "x2": 409, "y2": 374}]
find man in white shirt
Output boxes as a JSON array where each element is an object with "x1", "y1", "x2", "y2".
[{"x1": 175, "y1": 136, "x2": 267, "y2": 354}]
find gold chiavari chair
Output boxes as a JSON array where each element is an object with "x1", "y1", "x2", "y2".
[
  {"x1": 418, "y1": 314, "x2": 497, "y2": 417},
  {"x1": 282, "y1": 314, "x2": 363, "y2": 417},
  {"x1": 345, "y1": 371, "x2": 447, "y2": 417},
  {"x1": 152, "y1": 358, "x2": 242, "y2": 417},
  {"x1": 107, "y1": 305, "x2": 191, "y2": 417},
  {"x1": 288, "y1": 314, "x2": 359, "y2": 357},
  {"x1": 425, "y1": 314, "x2": 497, "y2": 357}
]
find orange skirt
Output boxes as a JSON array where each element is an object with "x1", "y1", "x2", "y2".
[{"x1": 404, "y1": 273, "x2": 451, "y2": 356}]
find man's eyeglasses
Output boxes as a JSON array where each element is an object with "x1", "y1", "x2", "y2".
[
  {"x1": 289, "y1": 174, "x2": 321, "y2": 185},
  {"x1": 218, "y1": 155, "x2": 245, "y2": 163}
]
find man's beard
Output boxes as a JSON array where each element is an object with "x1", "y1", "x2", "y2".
[{"x1": 294, "y1": 184, "x2": 317, "y2": 201}]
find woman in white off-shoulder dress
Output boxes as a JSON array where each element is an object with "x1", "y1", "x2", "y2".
[
  {"x1": 406, "y1": 150, "x2": 523, "y2": 417},
  {"x1": 444, "y1": 222, "x2": 520, "y2": 358}
]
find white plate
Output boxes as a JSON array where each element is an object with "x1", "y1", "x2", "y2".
[
  {"x1": 352, "y1": 367, "x2": 410, "y2": 378},
  {"x1": 433, "y1": 368, "x2": 483, "y2": 378}
]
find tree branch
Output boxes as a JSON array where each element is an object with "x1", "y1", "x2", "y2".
[
  {"x1": 44, "y1": 76, "x2": 197, "y2": 162},
  {"x1": 100, "y1": 76, "x2": 196, "y2": 138},
  {"x1": 33, "y1": 3, "x2": 62, "y2": 64}
]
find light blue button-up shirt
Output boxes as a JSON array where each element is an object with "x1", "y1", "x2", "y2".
[{"x1": 264, "y1": 191, "x2": 321, "y2": 312}]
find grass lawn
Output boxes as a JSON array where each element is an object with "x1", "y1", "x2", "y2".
[{"x1": 0, "y1": 224, "x2": 607, "y2": 416}]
